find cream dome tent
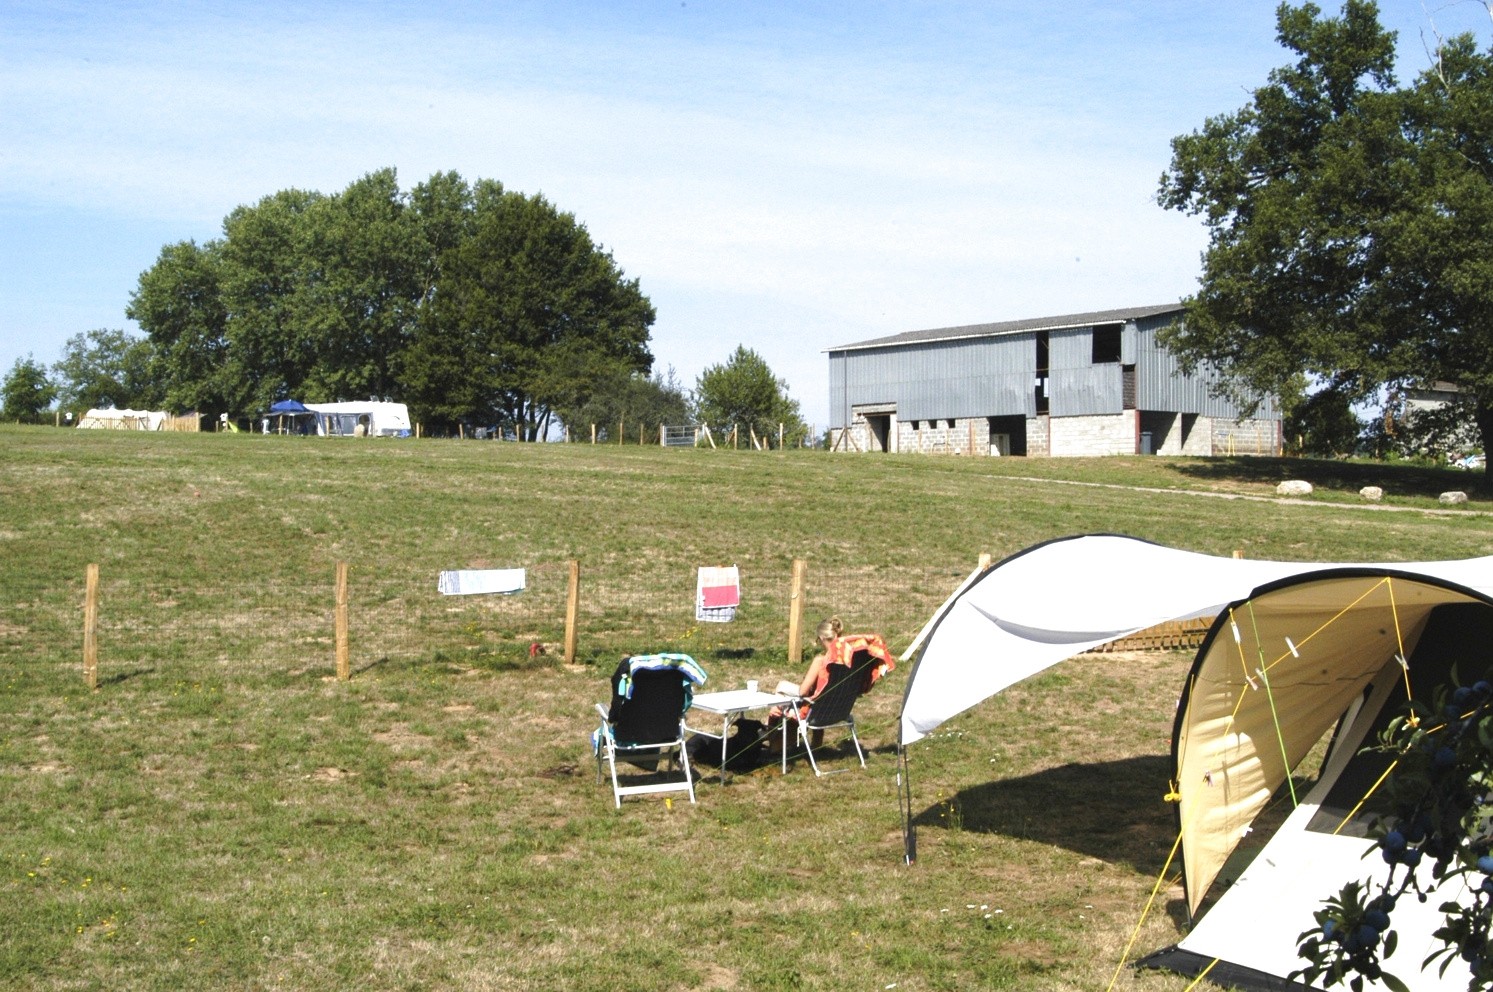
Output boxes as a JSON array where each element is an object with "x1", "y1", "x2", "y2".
[
  {"x1": 899, "y1": 534, "x2": 1493, "y2": 992},
  {"x1": 77, "y1": 407, "x2": 169, "y2": 430}
]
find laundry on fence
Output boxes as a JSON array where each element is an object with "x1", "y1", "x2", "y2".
[
  {"x1": 437, "y1": 568, "x2": 526, "y2": 596},
  {"x1": 695, "y1": 565, "x2": 740, "y2": 622}
]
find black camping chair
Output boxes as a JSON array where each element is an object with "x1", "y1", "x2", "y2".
[
  {"x1": 594, "y1": 665, "x2": 696, "y2": 807},
  {"x1": 782, "y1": 661, "x2": 867, "y2": 776}
]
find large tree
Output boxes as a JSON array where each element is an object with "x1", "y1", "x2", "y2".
[
  {"x1": 51, "y1": 328, "x2": 159, "y2": 412},
  {"x1": 130, "y1": 170, "x2": 653, "y2": 431},
  {"x1": 1158, "y1": 1, "x2": 1493, "y2": 483},
  {"x1": 1, "y1": 356, "x2": 57, "y2": 423},
  {"x1": 693, "y1": 345, "x2": 806, "y2": 446},
  {"x1": 128, "y1": 240, "x2": 236, "y2": 414},
  {"x1": 399, "y1": 179, "x2": 654, "y2": 438}
]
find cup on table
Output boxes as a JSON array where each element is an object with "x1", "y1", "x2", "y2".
[{"x1": 746, "y1": 680, "x2": 759, "y2": 693}]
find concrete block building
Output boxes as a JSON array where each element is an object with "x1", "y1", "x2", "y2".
[{"x1": 826, "y1": 304, "x2": 1280, "y2": 458}]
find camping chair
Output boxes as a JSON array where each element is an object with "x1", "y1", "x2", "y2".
[
  {"x1": 782, "y1": 661, "x2": 867, "y2": 776},
  {"x1": 594, "y1": 656, "x2": 703, "y2": 807}
]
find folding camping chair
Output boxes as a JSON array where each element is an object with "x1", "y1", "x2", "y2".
[
  {"x1": 782, "y1": 661, "x2": 867, "y2": 776},
  {"x1": 594, "y1": 656, "x2": 702, "y2": 807}
]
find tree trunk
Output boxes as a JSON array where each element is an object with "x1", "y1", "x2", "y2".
[{"x1": 1474, "y1": 397, "x2": 1493, "y2": 496}]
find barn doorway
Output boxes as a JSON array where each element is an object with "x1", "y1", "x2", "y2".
[{"x1": 987, "y1": 415, "x2": 1027, "y2": 456}]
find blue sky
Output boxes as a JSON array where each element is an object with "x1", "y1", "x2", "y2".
[{"x1": 4, "y1": 1, "x2": 1491, "y2": 426}]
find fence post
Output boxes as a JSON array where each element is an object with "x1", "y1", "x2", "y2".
[
  {"x1": 591, "y1": 424, "x2": 596, "y2": 445},
  {"x1": 84, "y1": 563, "x2": 99, "y2": 690},
  {"x1": 335, "y1": 561, "x2": 350, "y2": 681},
  {"x1": 659, "y1": 425, "x2": 665, "y2": 447},
  {"x1": 787, "y1": 558, "x2": 807, "y2": 664},
  {"x1": 978, "y1": 552, "x2": 992, "y2": 572},
  {"x1": 564, "y1": 560, "x2": 581, "y2": 664}
]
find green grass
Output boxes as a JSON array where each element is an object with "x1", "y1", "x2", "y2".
[{"x1": 2, "y1": 425, "x2": 1492, "y2": 990}]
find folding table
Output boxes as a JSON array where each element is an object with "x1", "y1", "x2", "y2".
[{"x1": 687, "y1": 688, "x2": 795, "y2": 784}]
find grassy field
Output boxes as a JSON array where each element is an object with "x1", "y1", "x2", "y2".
[{"x1": 3, "y1": 425, "x2": 1492, "y2": 991}]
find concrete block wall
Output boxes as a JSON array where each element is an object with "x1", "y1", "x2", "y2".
[
  {"x1": 1210, "y1": 417, "x2": 1281, "y2": 456},
  {"x1": 1049, "y1": 411, "x2": 1139, "y2": 457},
  {"x1": 832, "y1": 410, "x2": 1279, "y2": 457},
  {"x1": 898, "y1": 418, "x2": 985, "y2": 455},
  {"x1": 1027, "y1": 416, "x2": 1050, "y2": 457}
]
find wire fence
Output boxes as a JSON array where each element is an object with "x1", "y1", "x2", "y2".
[
  {"x1": 2, "y1": 555, "x2": 1211, "y2": 689},
  {"x1": 3, "y1": 556, "x2": 984, "y2": 686}
]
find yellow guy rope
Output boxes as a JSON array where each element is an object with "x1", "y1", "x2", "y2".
[
  {"x1": 1105, "y1": 829, "x2": 1184, "y2": 992},
  {"x1": 1332, "y1": 759, "x2": 1399, "y2": 836},
  {"x1": 1180, "y1": 957, "x2": 1220, "y2": 991}
]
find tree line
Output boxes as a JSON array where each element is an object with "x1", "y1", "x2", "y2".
[{"x1": 2, "y1": 169, "x2": 808, "y2": 444}]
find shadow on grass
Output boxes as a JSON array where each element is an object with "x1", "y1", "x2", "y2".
[
  {"x1": 914, "y1": 755, "x2": 1176, "y2": 876},
  {"x1": 98, "y1": 666, "x2": 156, "y2": 686},
  {"x1": 1171, "y1": 455, "x2": 1487, "y2": 500}
]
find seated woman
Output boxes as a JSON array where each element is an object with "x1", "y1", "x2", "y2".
[{"x1": 768, "y1": 616, "x2": 845, "y2": 746}]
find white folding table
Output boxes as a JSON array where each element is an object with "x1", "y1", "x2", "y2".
[{"x1": 687, "y1": 688, "x2": 795, "y2": 784}]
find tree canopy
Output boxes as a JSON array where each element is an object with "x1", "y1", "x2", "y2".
[
  {"x1": 51, "y1": 328, "x2": 159, "y2": 412},
  {"x1": 693, "y1": 345, "x2": 807, "y2": 446},
  {"x1": 1158, "y1": 0, "x2": 1493, "y2": 479},
  {"x1": 127, "y1": 169, "x2": 654, "y2": 434},
  {"x1": 2, "y1": 356, "x2": 57, "y2": 423}
]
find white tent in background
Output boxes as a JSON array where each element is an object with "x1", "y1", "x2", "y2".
[
  {"x1": 304, "y1": 401, "x2": 411, "y2": 437},
  {"x1": 899, "y1": 534, "x2": 1493, "y2": 992},
  {"x1": 77, "y1": 407, "x2": 169, "y2": 430}
]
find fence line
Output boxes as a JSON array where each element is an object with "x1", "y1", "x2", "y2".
[{"x1": 0, "y1": 556, "x2": 1212, "y2": 689}]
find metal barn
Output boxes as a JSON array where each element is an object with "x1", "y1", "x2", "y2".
[{"x1": 825, "y1": 304, "x2": 1280, "y2": 457}]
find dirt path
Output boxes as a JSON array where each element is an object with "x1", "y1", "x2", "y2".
[{"x1": 1004, "y1": 474, "x2": 1493, "y2": 517}]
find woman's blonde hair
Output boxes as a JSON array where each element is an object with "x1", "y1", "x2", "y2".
[{"x1": 815, "y1": 616, "x2": 844, "y2": 642}]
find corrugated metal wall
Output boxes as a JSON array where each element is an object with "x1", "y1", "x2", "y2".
[
  {"x1": 828, "y1": 313, "x2": 1277, "y2": 428},
  {"x1": 1049, "y1": 328, "x2": 1122, "y2": 417},
  {"x1": 829, "y1": 335, "x2": 1034, "y2": 425},
  {"x1": 1133, "y1": 320, "x2": 1277, "y2": 418}
]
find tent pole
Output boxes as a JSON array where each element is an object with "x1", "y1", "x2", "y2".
[{"x1": 898, "y1": 742, "x2": 916, "y2": 865}]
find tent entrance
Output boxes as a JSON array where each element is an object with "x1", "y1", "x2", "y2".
[{"x1": 1144, "y1": 602, "x2": 1493, "y2": 992}]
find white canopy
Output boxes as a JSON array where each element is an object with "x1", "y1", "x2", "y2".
[{"x1": 899, "y1": 535, "x2": 1493, "y2": 746}]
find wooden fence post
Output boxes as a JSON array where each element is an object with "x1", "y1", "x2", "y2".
[
  {"x1": 83, "y1": 563, "x2": 99, "y2": 691},
  {"x1": 978, "y1": 552, "x2": 992, "y2": 572},
  {"x1": 335, "y1": 561, "x2": 350, "y2": 681},
  {"x1": 564, "y1": 560, "x2": 581, "y2": 665},
  {"x1": 591, "y1": 424, "x2": 596, "y2": 445},
  {"x1": 659, "y1": 425, "x2": 666, "y2": 446},
  {"x1": 787, "y1": 558, "x2": 808, "y2": 665}
]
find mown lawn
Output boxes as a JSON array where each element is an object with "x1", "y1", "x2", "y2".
[{"x1": 2, "y1": 425, "x2": 1490, "y2": 990}]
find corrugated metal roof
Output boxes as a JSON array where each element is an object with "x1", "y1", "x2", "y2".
[{"x1": 826, "y1": 303, "x2": 1184, "y2": 353}]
